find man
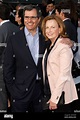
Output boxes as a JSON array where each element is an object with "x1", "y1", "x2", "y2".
[
  {"x1": 55, "y1": 4, "x2": 77, "y2": 44},
  {"x1": 3, "y1": 4, "x2": 46, "y2": 112},
  {"x1": 46, "y1": 0, "x2": 55, "y2": 16},
  {"x1": 0, "y1": 4, "x2": 20, "y2": 111},
  {"x1": 55, "y1": 3, "x2": 78, "y2": 77}
]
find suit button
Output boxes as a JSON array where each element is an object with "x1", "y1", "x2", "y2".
[
  {"x1": 0, "y1": 88, "x2": 2, "y2": 91},
  {"x1": 39, "y1": 32, "x2": 41, "y2": 35},
  {"x1": 26, "y1": 111, "x2": 28, "y2": 113},
  {"x1": 78, "y1": 88, "x2": 80, "y2": 91},
  {"x1": 13, "y1": 54, "x2": 15, "y2": 57},
  {"x1": 44, "y1": 95, "x2": 46, "y2": 98},
  {"x1": 26, "y1": 88, "x2": 28, "y2": 91},
  {"x1": 13, "y1": 77, "x2": 15, "y2": 80},
  {"x1": 26, "y1": 66, "x2": 28, "y2": 69},
  {"x1": 39, "y1": 99, "x2": 41, "y2": 102},
  {"x1": 26, "y1": 43, "x2": 28, "y2": 46},
  {"x1": 13, "y1": 32, "x2": 15, "y2": 35},
  {"x1": 13, "y1": 99, "x2": 15, "y2": 102},
  {"x1": 0, "y1": 66, "x2": 2, "y2": 69},
  {"x1": 52, "y1": 111, "x2": 54, "y2": 113}
]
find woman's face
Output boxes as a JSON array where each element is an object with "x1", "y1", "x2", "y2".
[
  {"x1": 15, "y1": 11, "x2": 21, "y2": 24},
  {"x1": 45, "y1": 19, "x2": 60, "y2": 41}
]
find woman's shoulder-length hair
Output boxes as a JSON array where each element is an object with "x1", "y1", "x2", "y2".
[{"x1": 41, "y1": 15, "x2": 68, "y2": 41}]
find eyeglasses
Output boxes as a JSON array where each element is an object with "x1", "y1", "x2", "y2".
[{"x1": 24, "y1": 16, "x2": 38, "y2": 20}]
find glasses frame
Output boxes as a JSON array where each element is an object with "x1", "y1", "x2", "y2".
[{"x1": 24, "y1": 16, "x2": 39, "y2": 20}]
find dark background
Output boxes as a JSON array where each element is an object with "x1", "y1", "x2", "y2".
[{"x1": 2, "y1": 0, "x2": 78, "y2": 4}]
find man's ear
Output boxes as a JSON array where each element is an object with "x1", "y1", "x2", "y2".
[
  {"x1": 38, "y1": 17, "x2": 41, "y2": 22},
  {"x1": 60, "y1": 11, "x2": 64, "y2": 19}
]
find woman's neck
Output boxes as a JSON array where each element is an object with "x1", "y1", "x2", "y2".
[{"x1": 50, "y1": 35, "x2": 60, "y2": 48}]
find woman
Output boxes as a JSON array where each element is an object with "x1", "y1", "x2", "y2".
[
  {"x1": 41, "y1": 15, "x2": 78, "y2": 112},
  {"x1": 15, "y1": 8, "x2": 24, "y2": 30}
]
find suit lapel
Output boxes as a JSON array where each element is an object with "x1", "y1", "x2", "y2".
[
  {"x1": 21, "y1": 29, "x2": 36, "y2": 66},
  {"x1": 21, "y1": 28, "x2": 45, "y2": 67},
  {"x1": 37, "y1": 29, "x2": 45, "y2": 67},
  {"x1": 48, "y1": 37, "x2": 63, "y2": 56}
]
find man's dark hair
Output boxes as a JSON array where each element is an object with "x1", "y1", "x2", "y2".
[
  {"x1": 18, "y1": 8, "x2": 24, "y2": 26},
  {"x1": 55, "y1": 3, "x2": 71, "y2": 18},
  {"x1": 23, "y1": 4, "x2": 42, "y2": 18},
  {"x1": 0, "y1": 4, "x2": 10, "y2": 20},
  {"x1": 47, "y1": 0, "x2": 55, "y2": 5}
]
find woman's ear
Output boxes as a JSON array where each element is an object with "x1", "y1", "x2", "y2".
[{"x1": 59, "y1": 28, "x2": 61, "y2": 34}]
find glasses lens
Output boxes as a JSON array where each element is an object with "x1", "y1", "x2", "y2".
[{"x1": 24, "y1": 16, "x2": 38, "y2": 20}]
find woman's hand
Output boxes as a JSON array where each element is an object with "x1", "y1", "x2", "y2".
[{"x1": 47, "y1": 100, "x2": 57, "y2": 110}]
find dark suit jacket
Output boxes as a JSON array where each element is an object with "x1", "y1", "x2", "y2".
[
  {"x1": 0, "y1": 21, "x2": 20, "y2": 65},
  {"x1": 0, "y1": 21, "x2": 20, "y2": 110},
  {"x1": 46, "y1": 9, "x2": 55, "y2": 16},
  {"x1": 64, "y1": 19, "x2": 78, "y2": 54},
  {"x1": 64, "y1": 19, "x2": 77, "y2": 43},
  {"x1": 3, "y1": 28, "x2": 46, "y2": 102},
  {"x1": 0, "y1": 21, "x2": 20, "y2": 43}
]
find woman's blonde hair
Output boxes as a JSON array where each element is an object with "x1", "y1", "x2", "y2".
[{"x1": 41, "y1": 15, "x2": 68, "y2": 40}]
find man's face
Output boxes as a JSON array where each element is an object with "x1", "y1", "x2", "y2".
[
  {"x1": 55, "y1": 9, "x2": 63, "y2": 20},
  {"x1": 24, "y1": 9, "x2": 40, "y2": 32},
  {"x1": 55, "y1": 9, "x2": 60, "y2": 17},
  {"x1": 47, "y1": 3, "x2": 55, "y2": 12}
]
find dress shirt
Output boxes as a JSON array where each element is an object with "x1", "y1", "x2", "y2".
[{"x1": 24, "y1": 27, "x2": 39, "y2": 65}]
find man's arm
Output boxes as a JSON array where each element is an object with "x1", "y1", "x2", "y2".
[
  {"x1": 61, "y1": 38, "x2": 78, "y2": 54},
  {"x1": 60, "y1": 38, "x2": 74, "y2": 48}
]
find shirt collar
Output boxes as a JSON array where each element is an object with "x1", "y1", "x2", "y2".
[
  {"x1": 0, "y1": 20, "x2": 10, "y2": 26},
  {"x1": 24, "y1": 26, "x2": 39, "y2": 36},
  {"x1": 63, "y1": 18, "x2": 70, "y2": 22}
]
